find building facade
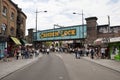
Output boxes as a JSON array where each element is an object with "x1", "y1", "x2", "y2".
[
  {"x1": 0, "y1": 0, "x2": 27, "y2": 58},
  {"x1": 85, "y1": 17, "x2": 120, "y2": 45},
  {"x1": 0, "y1": 0, "x2": 27, "y2": 39}
]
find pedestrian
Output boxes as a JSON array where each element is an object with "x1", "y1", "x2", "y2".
[
  {"x1": 15, "y1": 47, "x2": 21, "y2": 60},
  {"x1": 15, "y1": 48, "x2": 19, "y2": 60},
  {"x1": 74, "y1": 48, "x2": 78, "y2": 59},
  {"x1": 105, "y1": 47, "x2": 110, "y2": 59},
  {"x1": 90, "y1": 47, "x2": 95, "y2": 59},
  {"x1": 78, "y1": 48, "x2": 81, "y2": 59},
  {"x1": 101, "y1": 47, "x2": 105, "y2": 59},
  {"x1": 46, "y1": 48, "x2": 50, "y2": 55},
  {"x1": 85, "y1": 48, "x2": 89, "y2": 56},
  {"x1": 21, "y1": 46, "x2": 25, "y2": 59},
  {"x1": 94, "y1": 47, "x2": 99, "y2": 59},
  {"x1": 24, "y1": 48, "x2": 29, "y2": 59},
  {"x1": 3, "y1": 48, "x2": 8, "y2": 62}
]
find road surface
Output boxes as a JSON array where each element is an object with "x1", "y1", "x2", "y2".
[{"x1": 1, "y1": 53, "x2": 120, "y2": 80}]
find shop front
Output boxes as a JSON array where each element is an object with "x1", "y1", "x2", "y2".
[
  {"x1": 0, "y1": 36, "x2": 7, "y2": 59},
  {"x1": 7, "y1": 37, "x2": 22, "y2": 57},
  {"x1": 109, "y1": 37, "x2": 120, "y2": 61},
  {"x1": 0, "y1": 42, "x2": 7, "y2": 59},
  {"x1": 94, "y1": 37, "x2": 120, "y2": 60}
]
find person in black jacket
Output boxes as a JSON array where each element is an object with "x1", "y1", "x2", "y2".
[{"x1": 74, "y1": 48, "x2": 78, "y2": 59}]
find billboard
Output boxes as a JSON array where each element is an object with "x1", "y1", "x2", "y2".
[{"x1": 34, "y1": 25, "x2": 87, "y2": 41}]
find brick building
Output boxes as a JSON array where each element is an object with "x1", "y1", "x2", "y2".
[
  {"x1": 85, "y1": 17, "x2": 120, "y2": 46},
  {"x1": 0, "y1": 0, "x2": 27, "y2": 39},
  {"x1": 0, "y1": 0, "x2": 27, "y2": 58}
]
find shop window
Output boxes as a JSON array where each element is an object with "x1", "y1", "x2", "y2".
[{"x1": 2, "y1": 6, "x2": 7, "y2": 16}]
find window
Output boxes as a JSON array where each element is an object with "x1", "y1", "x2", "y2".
[
  {"x1": 10, "y1": 27, "x2": 14, "y2": 35},
  {"x1": 1, "y1": 23, "x2": 7, "y2": 35},
  {"x1": 2, "y1": 6, "x2": 7, "y2": 16},
  {"x1": 11, "y1": 12, "x2": 14, "y2": 20}
]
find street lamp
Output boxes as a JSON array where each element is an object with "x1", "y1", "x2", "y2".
[
  {"x1": 54, "y1": 24, "x2": 64, "y2": 40},
  {"x1": 53, "y1": 24, "x2": 64, "y2": 49},
  {"x1": 73, "y1": 10, "x2": 85, "y2": 46},
  {"x1": 73, "y1": 10, "x2": 84, "y2": 38},
  {"x1": 35, "y1": 9, "x2": 47, "y2": 49}
]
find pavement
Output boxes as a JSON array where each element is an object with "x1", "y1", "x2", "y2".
[
  {"x1": 0, "y1": 54, "x2": 42, "y2": 79},
  {"x1": 82, "y1": 56, "x2": 120, "y2": 73},
  {"x1": 56, "y1": 52, "x2": 120, "y2": 73},
  {"x1": 0, "y1": 52, "x2": 120, "y2": 79}
]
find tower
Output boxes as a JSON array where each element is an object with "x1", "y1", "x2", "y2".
[{"x1": 85, "y1": 17, "x2": 98, "y2": 45}]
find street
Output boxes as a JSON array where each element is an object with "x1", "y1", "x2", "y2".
[
  {"x1": 1, "y1": 53, "x2": 120, "y2": 80},
  {"x1": 57, "y1": 53, "x2": 120, "y2": 80}
]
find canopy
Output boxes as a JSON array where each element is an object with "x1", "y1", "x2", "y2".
[
  {"x1": 94, "y1": 38, "x2": 103, "y2": 45},
  {"x1": 11, "y1": 37, "x2": 21, "y2": 45},
  {"x1": 110, "y1": 37, "x2": 120, "y2": 43},
  {"x1": 20, "y1": 39, "x2": 28, "y2": 45},
  {"x1": 94, "y1": 37, "x2": 120, "y2": 45},
  {"x1": 25, "y1": 43, "x2": 33, "y2": 46}
]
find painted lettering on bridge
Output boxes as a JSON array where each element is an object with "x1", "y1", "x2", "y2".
[{"x1": 40, "y1": 29, "x2": 76, "y2": 38}]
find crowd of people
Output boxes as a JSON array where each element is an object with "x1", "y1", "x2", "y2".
[
  {"x1": 72, "y1": 46, "x2": 110, "y2": 59},
  {"x1": 1, "y1": 46, "x2": 40, "y2": 62},
  {"x1": 0, "y1": 45, "x2": 115, "y2": 62}
]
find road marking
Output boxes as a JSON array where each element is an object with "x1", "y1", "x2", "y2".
[
  {"x1": 59, "y1": 76, "x2": 63, "y2": 79},
  {"x1": 55, "y1": 54, "x2": 63, "y2": 59}
]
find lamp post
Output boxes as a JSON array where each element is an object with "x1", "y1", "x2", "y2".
[
  {"x1": 53, "y1": 24, "x2": 64, "y2": 49},
  {"x1": 53, "y1": 24, "x2": 64, "y2": 39},
  {"x1": 73, "y1": 10, "x2": 84, "y2": 46},
  {"x1": 73, "y1": 10, "x2": 84, "y2": 38},
  {"x1": 35, "y1": 9, "x2": 47, "y2": 49}
]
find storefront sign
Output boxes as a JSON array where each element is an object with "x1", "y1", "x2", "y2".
[{"x1": 110, "y1": 37, "x2": 120, "y2": 42}]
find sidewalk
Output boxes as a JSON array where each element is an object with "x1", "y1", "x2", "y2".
[
  {"x1": 81, "y1": 56, "x2": 120, "y2": 72},
  {"x1": 56, "y1": 52, "x2": 120, "y2": 73},
  {"x1": 55, "y1": 52, "x2": 120, "y2": 73},
  {"x1": 0, "y1": 54, "x2": 42, "y2": 79}
]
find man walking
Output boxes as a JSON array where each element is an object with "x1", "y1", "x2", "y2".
[
  {"x1": 46, "y1": 48, "x2": 50, "y2": 55},
  {"x1": 101, "y1": 47, "x2": 105, "y2": 59},
  {"x1": 90, "y1": 47, "x2": 95, "y2": 59},
  {"x1": 74, "y1": 48, "x2": 78, "y2": 59}
]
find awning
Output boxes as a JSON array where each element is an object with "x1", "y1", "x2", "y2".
[
  {"x1": 11, "y1": 37, "x2": 21, "y2": 45},
  {"x1": 110, "y1": 37, "x2": 120, "y2": 43},
  {"x1": 94, "y1": 38, "x2": 103, "y2": 45},
  {"x1": 20, "y1": 39, "x2": 27, "y2": 44},
  {"x1": 25, "y1": 43, "x2": 33, "y2": 46},
  {"x1": 94, "y1": 37, "x2": 120, "y2": 45}
]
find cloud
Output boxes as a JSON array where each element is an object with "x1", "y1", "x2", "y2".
[{"x1": 12, "y1": 0, "x2": 120, "y2": 35}]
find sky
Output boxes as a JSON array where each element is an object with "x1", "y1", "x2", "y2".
[{"x1": 12, "y1": 0, "x2": 120, "y2": 35}]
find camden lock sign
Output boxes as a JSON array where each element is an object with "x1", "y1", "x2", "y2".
[
  {"x1": 35, "y1": 25, "x2": 87, "y2": 41},
  {"x1": 40, "y1": 29, "x2": 76, "y2": 38}
]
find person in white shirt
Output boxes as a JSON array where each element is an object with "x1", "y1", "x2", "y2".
[
  {"x1": 101, "y1": 47, "x2": 105, "y2": 59},
  {"x1": 46, "y1": 48, "x2": 50, "y2": 55}
]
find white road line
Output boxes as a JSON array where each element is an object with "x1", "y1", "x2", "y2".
[{"x1": 55, "y1": 54, "x2": 63, "y2": 59}]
